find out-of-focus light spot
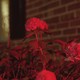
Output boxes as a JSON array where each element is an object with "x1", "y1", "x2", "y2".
[
  {"x1": 1, "y1": 0, "x2": 9, "y2": 33},
  {"x1": 0, "y1": 0, "x2": 9, "y2": 41}
]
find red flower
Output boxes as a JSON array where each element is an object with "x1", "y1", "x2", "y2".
[
  {"x1": 39, "y1": 20, "x2": 48, "y2": 30},
  {"x1": 36, "y1": 70, "x2": 56, "y2": 80},
  {"x1": 25, "y1": 17, "x2": 48, "y2": 31},
  {"x1": 25, "y1": 18, "x2": 40, "y2": 31}
]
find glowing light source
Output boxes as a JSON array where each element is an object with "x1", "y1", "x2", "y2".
[{"x1": 0, "y1": 0, "x2": 9, "y2": 41}]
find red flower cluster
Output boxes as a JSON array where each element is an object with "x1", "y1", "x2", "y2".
[{"x1": 25, "y1": 17, "x2": 48, "y2": 31}]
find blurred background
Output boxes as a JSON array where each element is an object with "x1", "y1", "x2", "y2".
[{"x1": 0, "y1": 0, "x2": 80, "y2": 42}]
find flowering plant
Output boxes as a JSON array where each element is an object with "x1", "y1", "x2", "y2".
[
  {"x1": 25, "y1": 17, "x2": 48, "y2": 31},
  {"x1": 25, "y1": 17, "x2": 57, "y2": 80},
  {"x1": 0, "y1": 17, "x2": 80, "y2": 80},
  {"x1": 55, "y1": 39, "x2": 80, "y2": 62},
  {"x1": 0, "y1": 17, "x2": 56, "y2": 80},
  {"x1": 54, "y1": 39, "x2": 80, "y2": 80}
]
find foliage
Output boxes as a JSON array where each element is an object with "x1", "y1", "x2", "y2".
[{"x1": 0, "y1": 17, "x2": 80, "y2": 80}]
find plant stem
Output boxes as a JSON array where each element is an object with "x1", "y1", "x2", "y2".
[{"x1": 35, "y1": 30, "x2": 46, "y2": 69}]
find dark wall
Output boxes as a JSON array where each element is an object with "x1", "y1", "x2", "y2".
[
  {"x1": 26, "y1": 0, "x2": 80, "y2": 42},
  {"x1": 9, "y1": 0, "x2": 26, "y2": 40}
]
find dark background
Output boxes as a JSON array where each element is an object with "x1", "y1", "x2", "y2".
[{"x1": 9, "y1": 0, "x2": 26, "y2": 40}]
